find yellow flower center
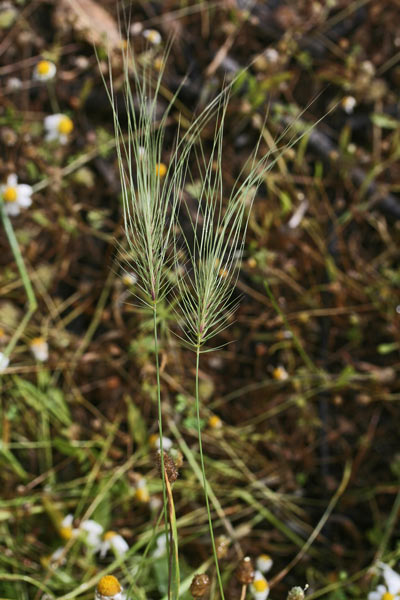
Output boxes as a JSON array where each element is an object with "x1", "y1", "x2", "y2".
[
  {"x1": 60, "y1": 526, "x2": 73, "y2": 540},
  {"x1": 135, "y1": 487, "x2": 150, "y2": 503},
  {"x1": 37, "y1": 60, "x2": 51, "y2": 75},
  {"x1": 209, "y1": 415, "x2": 222, "y2": 429},
  {"x1": 253, "y1": 579, "x2": 268, "y2": 592},
  {"x1": 103, "y1": 530, "x2": 117, "y2": 541},
  {"x1": 3, "y1": 187, "x2": 17, "y2": 203},
  {"x1": 58, "y1": 116, "x2": 73, "y2": 135},
  {"x1": 382, "y1": 594, "x2": 394, "y2": 600},
  {"x1": 31, "y1": 337, "x2": 44, "y2": 347},
  {"x1": 155, "y1": 162, "x2": 167, "y2": 177},
  {"x1": 149, "y1": 433, "x2": 159, "y2": 447},
  {"x1": 97, "y1": 575, "x2": 121, "y2": 596},
  {"x1": 273, "y1": 367, "x2": 284, "y2": 380},
  {"x1": 153, "y1": 57, "x2": 164, "y2": 71},
  {"x1": 147, "y1": 30, "x2": 159, "y2": 43}
]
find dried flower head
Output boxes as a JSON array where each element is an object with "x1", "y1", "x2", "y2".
[
  {"x1": 236, "y1": 556, "x2": 255, "y2": 585},
  {"x1": 158, "y1": 450, "x2": 178, "y2": 483},
  {"x1": 190, "y1": 573, "x2": 211, "y2": 598}
]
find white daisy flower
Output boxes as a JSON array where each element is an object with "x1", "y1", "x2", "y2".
[
  {"x1": 80, "y1": 519, "x2": 103, "y2": 548},
  {"x1": 149, "y1": 434, "x2": 173, "y2": 451},
  {"x1": 33, "y1": 60, "x2": 56, "y2": 81},
  {"x1": 49, "y1": 546, "x2": 66, "y2": 566},
  {"x1": 143, "y1": 29, "x2": 162, "y2": 45},
  {"x1": 272, "y1": 365, "x2": 289, "y2": 381},
  {"x1": 152, "y1": 533, "x2": 167, "y2": 558},
  {"x1": 1, "y1": 174, "x2": 33, "y2": 217},
  {"x1": 256, "y1": 554, "x2": 273, "y2": 574},
  {"x1": 0, "y1": 352, "x2": 10, "y2": 373},
  {"x1": 95, "y1": 575, "x2": 126, "y2": 600},
  {"x1": 265, "y1": 48, "x2": 279, "y2": 64},
  {"x1": 250, "y1": 570, "x2": 270, "y2": 600},
  {"x1": 149, "y1": 496, "x2": 162, "y2": 512},
  {"x1": 44, "y1": 113, "x2": 73, "y2": 145},
  {"x1": 98, "y1": 531, "x2": 129, "y2": 558},
  {"x1": 134, "y1": 477, "x2": 150, "y2": 503},
  {"x1": 121, "y1": 271, "x2": 138, "y2": 286},
  {"x1": 30, "y1": 337, "x2": 49, "y2": 362},
  {"x1": 369, "y1": 563, "x2": 400, "y2": 600},
  {"x1": 59, "y1": 514, "x2": 79, "y2": 540},
  {"x1": 342, "y1": 96, "x2": 357, "y2": 114}
]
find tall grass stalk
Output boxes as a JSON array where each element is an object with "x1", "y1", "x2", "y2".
[{"x1": 174, "y1": 94, "x2": 326, "y2": 597}]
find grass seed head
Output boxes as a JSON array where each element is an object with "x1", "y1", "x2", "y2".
[{"x1": 157, "y1": 450, "x2": 178, "y2": 483}]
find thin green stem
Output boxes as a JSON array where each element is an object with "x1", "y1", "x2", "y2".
[
  {"x1": 1, "y1": 204, "x2": 37, "y2": 358},
  {"x1": 195, "y1": 344, "x2": 225, "y2": 600}
]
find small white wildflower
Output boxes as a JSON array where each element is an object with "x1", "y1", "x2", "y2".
[
  {"x1": 342, "y1": 96, "x2": 357, "y2": 114},
  {"x1": 272, "y1": 365, "x2": 289, "y2": 381},
  {"x1": 80, "y1": 519, "x2": 103, "y2": 548},
  {"x1": 95, "y1": 575, "x2": 126, "y2": 600},
  {"x1": 60, "y1": 514, "x2": 79, "y2": 540},
  {"x1": 1, "y1": 174, "x2": 33, "y2": 217},
  {"x1": 7, "y1": 77, "x2": 23, "y2": 91},
  {"x1": 33, "y1": 60, "x2": 56, "y2": 81},
  {"x1": 368, "y1": 563, "x2": 400, "y2": 600},
  {"x1": 256, "y1": 554, "x2": 273, "y2": 574},
  {"x1": 30, "y1": 337, "x2": 49, "y2": 362},
  {"x1": 44, "y1": 114, "x2": 73, "y2": 145},
  {"x1": 149, "y1": 496, "x2": 162, "y2": 512},
  {"x1": 250, "y1": 571, "x2": 270, "y2": 600},
  {"x1": 149, "y1": 434, "x2": 173, "y2": 451},
  {"x1": 152, "y1": 533, "x2": 167, "y2": 558},
  {"x1": 0, "y1": 352, "x2": 10, "y2": 373},
  {"x1": 265, "y1": 48, "x2": 279, "y2": 63},
  {"x1": 122, "y1": 271, "x2": 138, "y2": 286},
  {"x1": 98, "y1": 531, "x2": 129, "y2": 558},
  {"x1": 134, "y1": 477, "x2": 150, "y2": 503},
  {"x1": 49, "y1": 546, "x2": 66, "y2": 566},
  {"x1": 143, "y1": 29, "x2": 162, "y2": 45}
]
